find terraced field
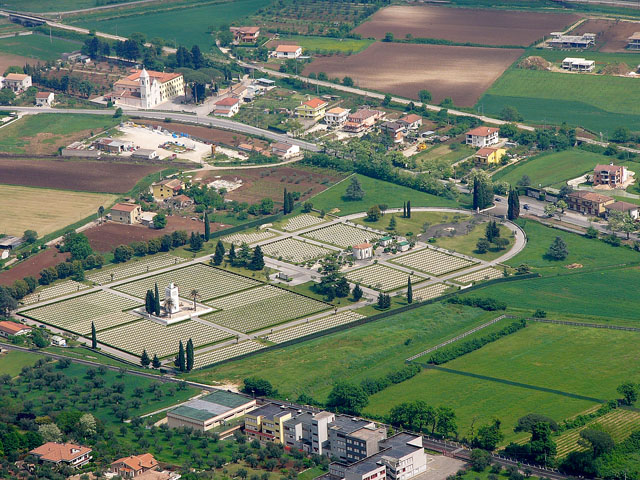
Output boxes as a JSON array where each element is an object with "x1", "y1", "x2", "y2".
[
  {"x1": 302, "y1": 223, "x2": 381, "y2": 248},
  {"x1": 114, "y1": 264, "x2": 261, "y2": 301},
  {"x1": 193, "y1": 340, "x2": 266, "y2": 369},
  {"x1": 391, "y1": 247, "x2": 476, "y2": 276},
  {"x1": 261, "y1": 237, "x2": 333, "y2": 264},
  {"x1": 345, "y1": 264, "x2": 422, "y2": 292},
  {"x1": 22, "y1": 291, "x2": 140, "y2": 335},
  {"x1": 264, "y1": 311, "x2": 365, "y2": 344},
  {"x1": 86, "y1": 254, "x2": 186, "y2": 284}
]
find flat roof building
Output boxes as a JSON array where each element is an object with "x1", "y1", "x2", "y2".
[{"x1": 167, "y1": 390, "x2": 256, "y2": 432}]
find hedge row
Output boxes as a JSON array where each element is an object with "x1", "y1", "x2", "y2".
[
  {"x1": 447, "y1": 296, "x2": 507, "y2": 311},
  {"x1": 360, "y1": 364, "x2": 421, "y2": 396}
]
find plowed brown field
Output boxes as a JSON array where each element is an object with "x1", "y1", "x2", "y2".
[
  {"x1": 303, "y1": 43, "x2": 523, "y2": 106},
  {"x1": 573, "y1": 19, "x2": 640, "y2": 52},
  {"x1": 354, "y1": 5, "x2": 579, "y2": 46},
  {"x1": 0, "y1": 248, "x2": 70, "y2": 286}
]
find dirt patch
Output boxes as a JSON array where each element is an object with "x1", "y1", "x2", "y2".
[
  {"x1": 303, "y1": 43, "x2": 523, "y2": 106},
  {"x1": 0, "y1": 248, "x2": 70, "y2": 286},
  {"x1": 194, "y1": 166, "x2": 344, "y2": 205},
  {"x1": 84, "y1": 216, "x2": 221, "y2": 252},
  {"x1": 353, "y1": 5, "x2": 579, "y2": 46},
  {"x1": 0, "y1": 157, "x2": 164, "y2": 193},
  {"x1": 518, "y1": 56, "x2": 552, "y2": 71},
  {"x1": 602, "y1": 62, "x2": 632, "y2": 75},
  {"x1": 0, "y1": 53, "x2": 34, "y2": 74},
  {"x1": 572, "y1": 19, "x2": 640, "y2": 52},
  {"x1": 136, "y1": 119, "x2": 270, "y2": 150}
]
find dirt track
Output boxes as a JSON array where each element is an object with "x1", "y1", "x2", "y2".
[
  {"x1": 573, "y1": 18, "x2": 640, "y2": 52},
  {"x1": 354, "y1": 5, "x2": 579, "y2": 46},
  {"x1": 303, "y1": 43, "x2": 523, "y2": 106}
]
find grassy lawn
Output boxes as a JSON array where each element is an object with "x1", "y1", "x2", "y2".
[
  {"x1": 414, "y1": 144, "x2": 475, "y2": 167},
  {"x1": 72, "y1": 0, "x2": 269, "y2": 50},
  {"x1": 275, "y1": 35, "x2": 374, "y2": 54},
  {"x1": 505, "y1": 218, "x2": 639, "y2": 275},
  {"x1": 0, "y1": 34, "x2": 82, "y2": 61},
  {"x1": 281, "y1": 281, "x2": 356, "y2": 307},
  {"x1": 493, "y1": 148, "x2": 612, "y2": 188},
  {"x1": 477, "y1": 67, "x2": 640, "y2": 132},
  {"x1": 0, "y1": 350, "x2": 40, "y2": 376},
  {"x1": 310, "y1": 174, "x2": 468, "y2": 216},
  {"x1": 0, "y1": 113, "x2": 119, "y2": 155},
  {"x1": 184, "y1": 302, "x2": 498, "y2": 401},
  {"x1": 0, "y1": 0, "x2": 140, "y2": 11},
  {"x1": 527, "y1": 48, "x2": 640, "y2": 70},
  {"x1": 432, "y1": 223, "x2": 513, "y2": 261},
  {"x1": 0, "y1": 185, "x2": 118, "y2": 237},
  {"x1": 352, "y1": 211, "x2": 472, "y2": 237}
]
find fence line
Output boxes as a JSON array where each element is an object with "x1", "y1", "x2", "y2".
[{"x1": 530, "y1": 318, "x2": 640, "y2": 332}]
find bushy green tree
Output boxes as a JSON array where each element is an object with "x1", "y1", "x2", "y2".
[{"x1": 326, "y1": 382, "x2": 369, "y2": 415}]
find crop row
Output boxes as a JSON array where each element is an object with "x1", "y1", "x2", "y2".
[
  {"x1": 265, "y1": 311, "x2": 365, "y2": 344},
  {"x1": 392, "y1": 247, "x2": 475, "y2": 276},
  {"x1": 302, "y1": 223, "x2": 381, "y2": 248}
]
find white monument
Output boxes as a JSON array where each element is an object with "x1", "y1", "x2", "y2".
[{"x1": 165, "y1": 283, "x2": 180, "y2": 314}]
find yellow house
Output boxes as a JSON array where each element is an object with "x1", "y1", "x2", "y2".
[
  {"x1": 151, "y1": 178, "x2": 183, "y2": 201},
  {"x1": 294, "y1": 98, "x2": 328, "y2": 121},
  {"x1": 244, "y1": 404, "x2": 295, "y2": 443},
  {"x1": 475, "y1": 147, "x2": 506, "y2": 165}
]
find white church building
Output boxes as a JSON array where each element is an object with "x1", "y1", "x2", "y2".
[{"x1": 110, "y1": 68, "x2": 184, "y2": 109}]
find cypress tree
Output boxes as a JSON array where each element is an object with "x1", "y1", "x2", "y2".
[
  {"x1": 177, "y1": 340, "x2": 186, "y2": 372},
  {"x1": 407, "y1": 200, "x2": 411, "y2": 218},
  {"x1": 403, "y1": 201, "x2": 406, "y2": 218},
  {"x1": 249, "y1": 245, "x2": 265, "y2": 271},
  {"x1": 352, "y1": 284, "x2": 363, "y2": 301},
  {"x1": 473, "y1": 177, "x2": 480, "y2": 210},
  {"x1": 145, "y1": 289, "x2": 154, "y2": 314},
  {"x1": 152, "y1": 354, "x2": 161, "y2": 369},
  {"x1": 228, "y1": 243, "x2": 236, "y2": 263},
  {"x1": 186, "y1": 338, "x2": 194, "y2": 372},
  {"x1": 154, "y1": 283, "x2": 161, "y2": 316},
  {"x1": 204, "y1": 212, "x2": 211, "y2": 241},
  {"x1": 140, "y1": 349, "x2": 151, "y2": 367},
  {"x1": 213, "y1": 240, "x2": 225, "y2": 265},
  {"x1": 283, "y1": 188, "x2": 289, "y2": 214},
  {"x1": 407, "y1": 276, "x2": 413, "y2": 304},
  {"x1": 91, "y1": 321, "x2": 97, "y2": 349},
  {"x1": 287, "y1": 192, "x2": 294, "y2": 213},
  {"x1": 507, "y1": 187, "x2": 520, "y2": 221}
]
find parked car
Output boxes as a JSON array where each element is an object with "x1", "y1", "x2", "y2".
[{"x1": 523, "y1": 204, "x2": 530, "y2": 210}]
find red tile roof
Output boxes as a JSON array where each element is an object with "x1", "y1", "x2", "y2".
[
  {"x1": 30, "y1": 442, "x2": 91, "y2": 463},
  {"x1": 275, "y1": 45, "x2": 301, "y2": 53},
  {"x1": 595, "y1": 164, "x2": 624, "y2": 173},
  {"x1": 35, "y1": 92, "x2": 52, "y2": 98},
  {"x1": 231, "y1": 26, "x2": 260, "y2": 34},
  {"x1": 215, "y1": 97, "x2": 240, "y2": 106},
  {"x1": 301, "y1": 98, "x2": 327, "y2": 109},
  {"x1": 467, "y1": 126, "x2": 499, "y2": 137},
  {"x1": 125, "y1": 69, "x2": 182, "y2": 84},
  {"x1": 0, "y1": 321, "x2": 30, "y2": 335},
  {"x1": 353, "y1": 243, "x2": 372, "y2": 249},
  {"x1": 111, "y1": 203, "x2": 140, "y2": 213},
  {"x1": 605, "y1": 201, "x2": 637, "y2": 212},
  {"x1": 112, "y1": 453, "x2": 158, "y2": 472},
  {"x1": 400, "y1": 114, "x2": 422, "y2": 124},
  {"x1": 569, "y1": 191, "x2": 614, "y2": 203},
  {"x1": 476, "y1": 147, "x2": 499, "y2": 157}
]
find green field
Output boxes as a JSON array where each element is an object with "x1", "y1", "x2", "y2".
[
  {"x1": 433, "y1": 223, "x2": 513, "y2": 261},
  {"x1": 275, "y1": 35, "x2": 374, "y2": 54},
  {"x1": 310, "y1": 174, "x2": 467, "y2": 216},
  {"x1": 0, "y1": 350, "x2": 40, "y2": 376},
  {"x1": 414, "y1": 144, "x2": 475, "y2": 167},
  {"x1": 367, "y1": 322, "x2": 639, "y2": 442},
  {"x1": 0, "y1": 0, "x2": 139, "y2": 12},
  {"x1": 186, "y1": 302, "x2": 498, "y2": 400},
  {"x1": 0, "y1": 34, "x2": 82, "y2": 62},
  {"x1": 526, "y1": 48, "x2": 640, "y2": 69},
  {"x1": 477, "y1": 68, "x2": 640, "y2": 132},
  {"x1": 72, "y1": 0, "x2": 269, "y2": 50},
  {"x1": 493, "y1": 148, "x2": 612, "y2": 188},
  {"x1": 352, "y1": 211, "x2": 471, "y2": 236}
]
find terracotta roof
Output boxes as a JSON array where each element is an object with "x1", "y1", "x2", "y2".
[
  {"x1": 569, "y1": 191, "x2": 614, "y2": 203},
  {"x1": 272, "y1": 142, "x2": 294, "y2": 151},
  {"x1": 126, "y1": 69, "x2": 182, "y2": 84},
  {"x1": 231, "y1": 26, "x2": 260, "y2": 34},
  {"x1": 595, "y1": 164, "x2": 624, "y2": 173},
  {"x1": 476, "y1": 147, "x2": 499, "y2": 156},
  {"x1": 111, "y1": 203, "x2": 140, "y2": 213},
  {"x1": 0, "y1": 321, "x2": 30, "y2": 335},
  {"x1": 300, "y1": 98, "x2": 327, "y2": 109},
  {"x1": 400, "y1": 114, "x2": 422, "y2": 124},
  {"x1": 215, "y1": 97, "x2": 240, "y2": 106},
  {"x1": 114, "y1": 78, "x2": 141, "y2": 87},
  {"x1": 112, "y1": 453, "x2": 158, "y2": 472},
  {"x1": 275, "y1": 45, "x2": 301, "y2": 53},
  {"x1": 353, "y1": 243, "x2": 372, "y2": 249},
  {"x1": 157, "y1": 178, "x2": 183, "y2": 189},
  {"x1": 30, "y1": 442, "x2": 91, "y2": 463},
  {"x1": 605, "y1": 201, "x2": 638, "y2": 212},
  {"x1": 467, "y1": 126, "x2": 499, "y2": 137},
  {"x1": 349, "y1": 109, "x2": 378, "y2": 120},
  {"x1": 171, "y1": 194, "x2": 192, "y2": 202},
  {"x1": 326, "y1": 107, "x2": 348, "y2": 115},
  {"x1": 5, "y1": 73, "x2": 29, "y2": 81},
  {"x1": 35, "y1": 92, "x2": 53, "y2": 98}
]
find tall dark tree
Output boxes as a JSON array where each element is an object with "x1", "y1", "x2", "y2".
[
  {"x1": 204, "y1": 212, "x2": 210, "y2": 241},
  {"x1": 190, "y1": 231, "x2": 203, "y2": 251},
  {"x1": 407, "y1": 276, "x2": 413, "y2": 304},
  {"x1": 228, "y1": 243, "x2": 236, "y2": 263},
  {"x1": 507, "y1": 187, "x2": 520, "y2": 221},
  {"x1": 154, "y1": 283, "x2": 161, "y2": 316},
  {"x1": 407, "y1": 200, "x2": 411, "y2": 218},
  {"x1": 547, "y1": 236, "x2": 568, "y2": 260},
  {"x1": 140, "y1": 349, "x2": 151, "y2": 367},
  {"x1": 186, "y1": 339, "x2": 194, "y2": 372},
  {"x1": 91, "y1": 321, "x2": 97, "y2": 349},
  {"x1": 403, "y1": 201, "x2": 407, "y2": 218},
  {"x1": 352, "y1": 284, "x2": 363, "y2": 301},
  {"x1": 343, "y1": 176, "x2": 365, "y2": 201},
  {"x1": 176, "y1": 340, "x2": 186, "y2": 372},
  {"x1": 249, "y1": 245, "x2": 265, "y2": 271},
  {"x1": 152, "y1": 354, "x2": 162, "y2": 369},
  {"x1": 283, "y1": 188, "x2": 290, "y2": 214},
  {"x1": 287, "y1": 192, "x2": 294, "y2": 213},
  {"x1": 485, "y1": 221, "x2": 500, "y2": 243},
  {"x1": 191, "y1": 44, "x2": 205, "y2": 69},
  {"x1": 213, "y1": 240, "x2": 225, "y2": 265},
  {"x1": 145, "y1": 289, "x2": 154, "y2": 314}
]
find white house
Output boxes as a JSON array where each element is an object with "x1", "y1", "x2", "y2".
[
  {"x1": 51, "y1": 335, "x2": 67, "y2": 347},
  {"x1": 352, "y1": 243, "x2": 373, "y2": 260},
  {"x1": 0, "y1": 321, "x2": 31, "y2": 338},
  {"x1": 213, "y1": 97, "x2": 241, "y2": 117},
  {"x1": 271, "y1": 142, "x2": 300, "y2": 159},
  {"x1": 132, "y1": 148, "x2": 158, "y2": 160},
  {"x1": 325, "y1": 107, "x2": 350, "y2": 126},
  {"x1": 561, "y1": 57, "x2": 595, "y2": 72},
  {"x1": 398, "y1": 113, "x2": 423, "y2": 130},
  {"x1": 4, "y1": 73, "x2": 31, "y2": 93},
  {"x1": 35, "y1": 91, "x2": 54, "y2": 106},
  {"x1": 466, "y1": 126, "x2": 499, "y2": 148},
  {"x1": 272, "y1": 45, "x2": 302, "y2": 59},
  {"x1": 604, "y1": 201, "x2": 639, "y2": 220}
]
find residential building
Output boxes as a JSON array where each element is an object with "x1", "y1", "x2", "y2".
[
  {"x1": 628, "y1": 32, "x2": 640, "y2": 50},
  {"x1": 325, "y1": 107, "x2": 350, "y2": 126},
  {"x1": 132, "y1": 148, "x2": 158, "y2": 160},
  {"x1": 317, "y1": 433, "x2": 427, "y2": 480},
  {"x1": 168, "y1": 194, "x2": 194, "y2": 209},
  {"x1": 4, "y1": 73, "x2": 31, "y2": 93},
  {"x1": 35, "y1": 91, "x2": 54, "y2": 106},
  {"x1": 561, "y1": 57, "x2": 595, "y2": 72},
  {"x1": 111, "y1": 453, "x2": 158, "y2": 478},
  {"x1": 167, "y1": 390, "x2": 256, "y2": 432},
  {"x1": 111, "y1": 68, "x2": 184, "y2": 109},
  {"x1": 328, "y1": 416, "x2": 387, "y2": 463},
  {"x1": 271, "y1": 142, "x2": 300, "y2": 159},
  {"x1": 475, "y1": 147, "x2": 506, "y2": 165},
  {"x1": 151, "y1": 178, "x2": 183, "y2": 200},
  {"x1": 214, "y1": 97, "x2": 241, "y2": 117},
  {"x1": 352, "y1": 243, "x2": 373, "y2": 260},
  {"x1": 344, "y1": 109, "x2": 383, "y2": 133},
  {"x1": 548, "y1": 32, "x2": 596, "y2": 49},
  {"x1": 398, "y1": 114, "x2": 422, "y2": 130},
  {"x1": 110, "y1": 203, "x2": 142, "y2": 224},
  {"x1": 567, "y1": 191, "x2": 614, "y2": 216},
  {"x1": 295, "y1": 98, "x2": 328, "y2": 121},
  {"x1": 246, "y1": 403, "x2": 298, "y2": 443},
  {"x1": 466, "y1": 126, "x2": 499, "y2": 148},
  {"x1": 593, "y1": 163, "x2": 628, "y2": 187},
  {"x1": 604, "y1": 201, "x2": 639, "y2": 219},
  {"x1": 0, "y1": 320, "x2": 31, "y2": 338},
  {"x1": 272, "y1": 45, "x2": 303, "y2": 59},
  {"x1": 230, "y1": 26, "x2": 260, "y2": 43},
  {"x1": 29, "y1": 442, "x2": 92, "y2": 468},
  {"x1": 51, "y1": 335, "x2": 66, "y2": 347}
]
